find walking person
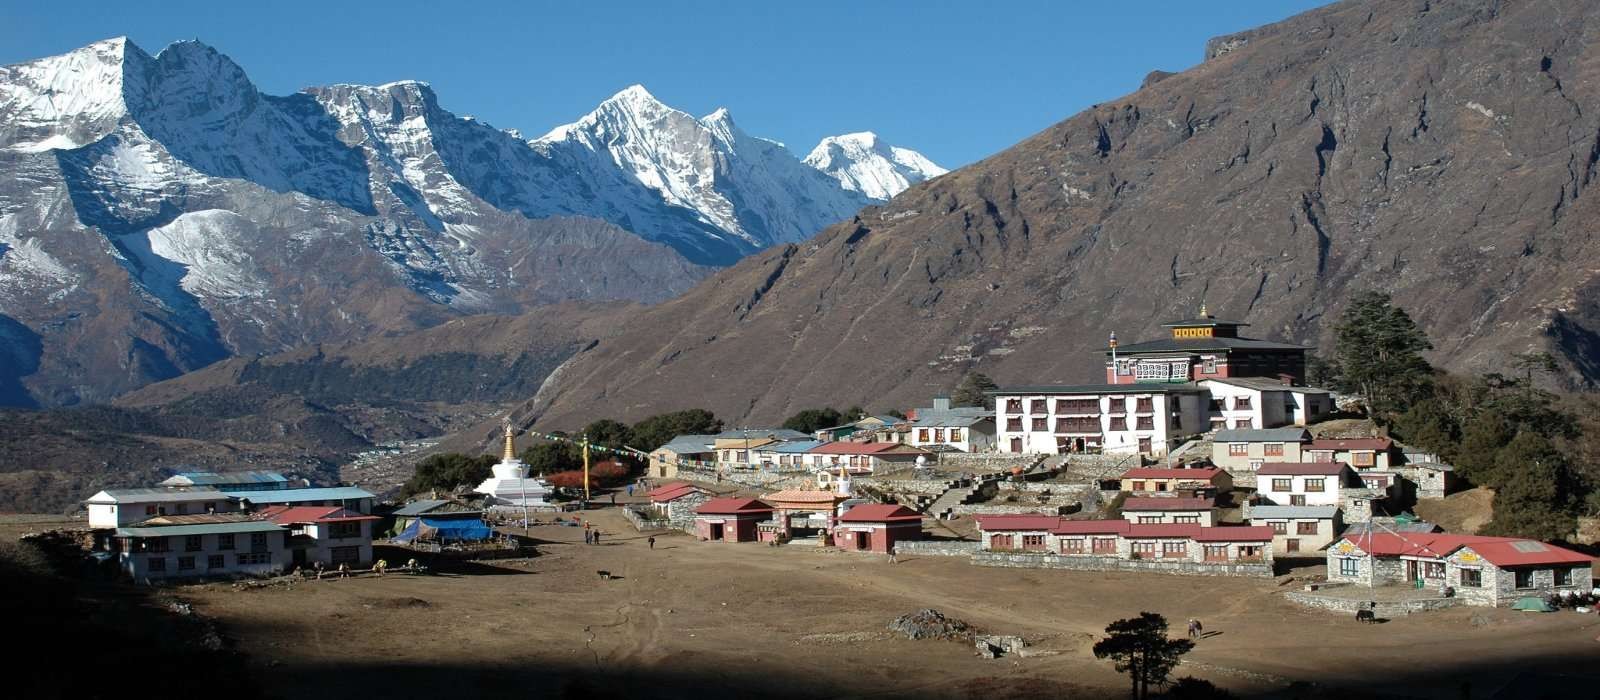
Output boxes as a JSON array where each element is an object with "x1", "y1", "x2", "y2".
[
  {"x1": 887, "y1": 546, "x2": 898, "y2": 565},
  {"x1": 593, "y1": 531, "x2": 602, "y2": 545},
  {"x1": 627, "y1": 484, "x2": 634, "y2": 497},
  {"x1": 648, "y1": 536, "x2": 656, "y2": 550},
  {"x1": 584, "y1": 529, "x2": 593, "y2": 545},
  {"x1": 1187, "y1": 618, "x2": 1203, "y2": 640}
]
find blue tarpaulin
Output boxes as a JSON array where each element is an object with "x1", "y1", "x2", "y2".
[{"x1": 393, "y1": 517, "x2": 495, "y2": 543}]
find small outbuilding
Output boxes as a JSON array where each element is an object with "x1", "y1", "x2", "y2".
[
  {"x1": 693, "y1": 498, "x2": 774, "y2": 542},
  {"x1": 833, "y1": 504, "x2": 924, "y2": 553}
]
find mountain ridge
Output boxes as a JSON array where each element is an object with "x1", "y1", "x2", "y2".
[
  {"x1": 0, "y1": 38, "x2": 943, "y2": 407},
  {"x1": 509, "y1": 0, "x2": 1600, "y2": 433}
]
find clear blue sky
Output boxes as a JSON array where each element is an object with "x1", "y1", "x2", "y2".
[{"x1": 1, "y1": 1, "x2": 1328, "y2": 168}]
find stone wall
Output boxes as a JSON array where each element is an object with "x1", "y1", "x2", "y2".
[
  {"x1": 1284, "y1": 591, "x2": 1462, "y2": 615},
  {"x1": 937, "y1": 453, "x2": 1036, "y2": 472},
  {"x1": 895, "y1": 540, "x2": 981, "y2": 557},
  {"x1": 949, "y1": 504, "x2": 1064, "y2": 516},
  {"x1": 665, "y1": 493, "x2": 710, "y2": 532},
  {"x1": 621, "y1": 506, "x2": 671, "y2": 531},
  {"x1": 864, "y1": 479, "x2": 957, "y2": 497},
  {"x1": 970, "y1": 551, "x2": 1273, "y2": 578}
]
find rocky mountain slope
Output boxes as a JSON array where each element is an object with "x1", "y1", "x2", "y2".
[
  {"x1": 516, "y1": 0, "x2": 1600, "y2": 431},
  {"x1": 0, "y1": 39, "x2": 944, "y2": 408},
  {"x1": 0, "y1": 302, "x2": 636, "y2": 511},
  {"x1": 805, "y1": 132, "x2": 949, "y2": 200}
]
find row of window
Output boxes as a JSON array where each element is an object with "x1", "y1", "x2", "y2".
[
  {"x1": 1228, "y1": 442, "x2": 1287, "y2": 456},
  {"x1": 992, "y1": 534, "x2": 1264, "y2": 560},
  {"x1": 915, "y1": 428, "x2": 966, "y2": 443},
  {"x1": 1005, "y1": 398, "x2": 1156, "y2": 415},
  {"x1": 1135, "y1": 515, "x2": 1201, "y2": 524},
  {"x1": 1265, "y1": 521, "x2": 1321, "y2": 535},
  {"x1": 1006, "y1": 416, "x2": 1180, "y2": 433},
  {"x1": 146, "y1": 552, "x2": 270, "y2": 573},
  {"x1": 138, "y1": 532, "x2": 269, "y2": 553},
  {"x1": 1334, "y1": 558, "x2": 1579, "y2": 588},
  {"x1": 1269, "y1": 478, "x2": 1327, "y2": 492}
]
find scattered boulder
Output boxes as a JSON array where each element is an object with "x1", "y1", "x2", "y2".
[{"x1": 889, "y1": 609, "x2": 974, "y2": 641}]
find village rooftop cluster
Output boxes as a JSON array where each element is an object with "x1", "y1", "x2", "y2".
[{"x1": 80, "y1": 309, "x2": 1594, "y2": 612}]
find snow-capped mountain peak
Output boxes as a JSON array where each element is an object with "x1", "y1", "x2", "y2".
[{"x1": 804, "y1": 131, "x2": 948, "y2": 200}]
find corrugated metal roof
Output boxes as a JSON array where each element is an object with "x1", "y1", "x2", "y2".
[
  {"x1": 763, "y1": 440, "x2": 825, "y2": 453},
  {"x1": 1122, "y1": 467, "x2": 1225, "y2": 481},
  {"x1": 988, "y1": 384, "x2": 1206, "y2": 396},
  {"x1": 656, "y1": 435, "x2": 717, "y2": 454},
  {"x1": 974, "y1": 515, "x2": 1063, "y2": 531},
  {"x1": 162, "y1": 470, "x2": 290, "y2": 486},
  {"x1": 1213, "y1": 428, "x2": 1311, "y2": 443},
  {"x1": 695, "y1": 498, "x2": 774, "y2": 515},
  {"x1": 1309, "y1": 438, "x2": 1393, "y2": 451},
  {"x1": 86, "y1": 488, "x2": 228, "y2": 504},
  {"x1": 1255, "y1": 462, "x2": 1350, "y2": 476},
  {"x1": 838, "y1": 504, "x2": 922, "y2": 522},
  {"x1": 222, "y1": 486, "x2": 375, "y2": 503},
  {"x1": 392, "y1": 500, "x2": 448, "y2": 516},
  {"x1": 116, "y1": 521, "x2": 285, "y2": 537},
  {"x1": 1247, "y1": 505, "x2": 1339, "y2": 520},
  {"x1": 1203, "y1": 377, "x2": 1331, "y2": 393},
  {"x1": 911, "y1": 415, "x2": 988, "y2": 428},
  {"x1": 1121, "y1": 497, "x2": 1215, "y2": 511}
]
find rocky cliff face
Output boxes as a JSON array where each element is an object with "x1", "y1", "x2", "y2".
[{"x1": 517, "y1": 0, "x2": 1600, "y2": 430}]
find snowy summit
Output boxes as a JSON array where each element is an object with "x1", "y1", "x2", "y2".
[{"x1": 803, "y1": 132, "x2": 947, "y2": 201}]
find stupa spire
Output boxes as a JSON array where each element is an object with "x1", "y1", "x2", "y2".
[{"x1": 502, "y1": 419, "x2": 516, "y2": 462}]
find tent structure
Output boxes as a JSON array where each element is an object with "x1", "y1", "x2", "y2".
[
  {"x1": 1511, "y1": 596, "x2": 1556, "y2": 612},
  {"x1": 393, "y1": 516, "x2": 495, "y2": 543}
]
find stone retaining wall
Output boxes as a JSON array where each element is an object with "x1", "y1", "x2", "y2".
[
  {"x1": 1283, "y1": 591, "x2": 1463, "y2": 615},
  {"x1": 938, "y1": 453, "x2": 1036, "y2": 472},
  {"x1": 864, "y1": 479, "x2": 957, "y2": 496},
  {"x1": 949, "y1": 504, "x2": 1064, "y2": 516},
  {"x1": 971, "y1": 551, "x2": 1274, "y2": 578},
  {"x1": 622, "y1": 506, "x2": 671, "y2": 531},
  {"x1": 896, "y1": 540, "x2": 980, "y2": 557}
]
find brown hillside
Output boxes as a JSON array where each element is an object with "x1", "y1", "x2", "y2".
[{"x1": 517, "y1": 0, "x2": 1600, "y2": 431}]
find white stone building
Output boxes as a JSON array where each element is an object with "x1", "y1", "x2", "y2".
[
  {"x1": 1119, "y1": 496, "x2": 1217, "y2": 526},
  {"x1": 1245, "y1": 504, "x2": 1341, "y2": 556},
  {"x1": 990, "y1": 385, "x2": 1209, "y2": 456},
  {"x1": 1255, "y1": 462, "x2": 1355, "y2": 507},
  {"x1": 1198, "y1": 377, "x2": 1333, "y2": 430},
  {"x1": 86, "y1": 488, "x2": 239, "y2": 529},
  {"x1": 108, "y1": 517, "x2": 289, "y2": 582},
  {"x1": 1326, "y1": 533, "x2": 1594, "y2": 607}
]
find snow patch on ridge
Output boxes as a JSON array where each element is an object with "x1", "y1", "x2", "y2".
[{"x1": 145, "y1": 210, "x2": 270, "y2": 299}]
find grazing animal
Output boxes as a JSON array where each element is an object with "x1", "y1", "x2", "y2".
[
  {"x1": 1356, "y1": 609, "x2": 1376, "y2": 624},
  {"x1": 597, "y1": 570, "x2": 612, "y2": 580}
]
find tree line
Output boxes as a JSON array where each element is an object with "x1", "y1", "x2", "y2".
[{"x1": 1321, "y1": 291, "x2": 1599, "y2": 540}]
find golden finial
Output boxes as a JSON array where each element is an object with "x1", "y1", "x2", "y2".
[
  {"x1": 502, "y1": 419, "x2": 516, "y2": 462},
  {"x1": 1199, "y1": 302, "x2": 1209, "y2": 318}
]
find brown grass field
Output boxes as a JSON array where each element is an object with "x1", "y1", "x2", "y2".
[{"x1": 7, "y1": 506, "x2": 1598, "y2": 699}]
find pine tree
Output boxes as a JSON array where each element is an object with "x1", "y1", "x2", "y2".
[
  {"x1": 952, "y1": 372, "x2": 999, "y2": 408},
  {"x1": 1092, "y1": 612, "x2": 1194, "y2": 699},
  {"x1": 1333, "y1": 292, "x2": 1434, "y2": 418},
  {"x1": 1482, "y1": 432, "x2": 1576, "y2": 540},
  {"x1": 630, "y1": 409, "x2": 723, "y2": 452}
]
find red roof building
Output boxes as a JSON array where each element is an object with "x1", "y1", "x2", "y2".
[
  {"x1": 1255, "y1": 462, "x2": 1352, "y2": 476},
  {"x1": 648, "y1": 482, "x2": 702, "y2": 504},
  {"x1": 1121, "y1": 497, "x2": 1216, "y2": 512},
  {"x1": 693, "y1": 498, "x2": 773, "y2": 543},
  {"x1": 834, "y1": 504, "x2": 924, "y2": 554},
  {"x1": 1119, "y1": 467, "x2": 1233, "y2": 496},
  {"x1": 1328, "y1": 532, "x2": 1594, "y2": 606}
]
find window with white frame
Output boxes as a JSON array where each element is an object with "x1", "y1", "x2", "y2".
[
  {"x1": 1135, "y1": 362, "x2": 1168, "y2": 381},
  {"x1": 1339, "y1": 557, "x2": 1359, "y2": 576}
]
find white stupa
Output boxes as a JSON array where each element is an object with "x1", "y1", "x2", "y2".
[{"x1": 474, "y1": 421, "x2": 552, "y2": 508}]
